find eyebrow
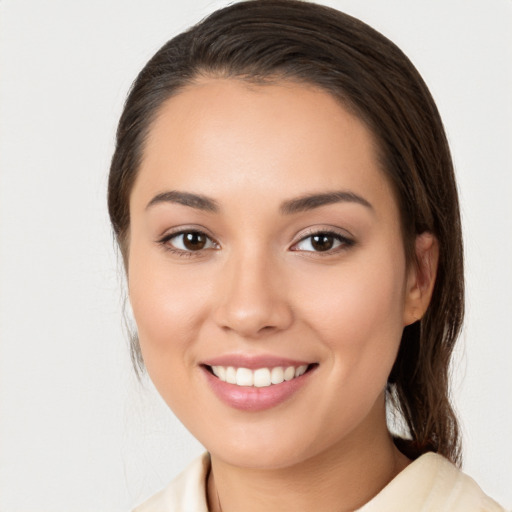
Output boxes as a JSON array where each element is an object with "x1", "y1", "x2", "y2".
[
  {"x1": 280, "y1": 191, "x2": 373, "y2": 215},
  {"x1": 146, "y1": 189, "x2": 373, "y2": 215},
  {"x1": 146, "y1": 190, "x2": 219, "y2": 213}
]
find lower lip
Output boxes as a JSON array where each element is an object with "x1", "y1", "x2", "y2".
[{"x1": 201, "y1": 366, "x2": 315, "y2": 412}]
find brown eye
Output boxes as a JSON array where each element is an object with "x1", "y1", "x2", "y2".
[
  {"x1": 292, "y1": 231, "x2": 354, "y2": 253},
  {"x1": 163, "y1": 230, "x2": 217, "y2": 253},
  {"x1": 311, "y1": 234, "x2": 335, "y2": 251},
  {"x1": 183, "y1": 232, "x2": 207, "y2": 250}
]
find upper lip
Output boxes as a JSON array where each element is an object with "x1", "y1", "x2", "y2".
[{"x1": 201, "y1": 354, "x2": 314, "y2": 370}]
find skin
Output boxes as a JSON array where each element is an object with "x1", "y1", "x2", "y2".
[{"x1": 127, "y1": 78, "x2": 438, "y2": 511}]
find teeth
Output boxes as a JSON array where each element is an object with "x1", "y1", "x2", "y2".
[
  {"x1": 226, "y1": 366, "x2": 236, "y2": 384},
  {"x1": 216, "y1": 366, "x2": 227, "y2": 381},
  {"x1": 295, "y1": 365, "x2": 307, "y2": 377},
  {"x1": 236, "y1": 368, "x2": 253, "y2": 386},
  {"x1": 254, "y1": 368, "x2": 271, "y2": 387},
  {"x1": 284, "y1": 366, "x2": 295, "y2": 381},
  {"x1": 271, "y1": 367, "x2": 284, "y2": 384},
  {"x1": 210, "y1": 364, "x2": 309, "y2": 387}
]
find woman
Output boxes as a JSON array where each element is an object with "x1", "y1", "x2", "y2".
[{"x1": 108, "y1": 1, "x2": 505, "y2": 510}]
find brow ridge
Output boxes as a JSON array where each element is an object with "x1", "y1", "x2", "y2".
[
  {"x1": 146, "y1": 189, "x2": 372, "y2": 215},
  {"x1": 146, "y1": 190, "x2": 219, "y2": 212},
  {"x1": 280, "y1": 191, "x2": 373, "y2": 215}
]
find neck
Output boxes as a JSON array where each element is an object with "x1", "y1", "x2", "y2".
[{"x1": 207, "y1": 401, "x2": 410, "y2": 512}]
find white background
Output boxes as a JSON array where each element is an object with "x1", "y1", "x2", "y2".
[{"x1": 0, "y1": 0, "x2": 511, "y2": 510}]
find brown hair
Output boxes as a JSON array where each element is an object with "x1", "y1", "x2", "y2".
[{"x1": 108, "y1": 0, "x2": 464, "y2": 465}]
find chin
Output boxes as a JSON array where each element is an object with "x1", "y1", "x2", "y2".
[
  {"x1": 194, "y1": 414, "x2": 349, "y2": 472},
  {"x1": 209, "y1": 438, "x2": 316, "y2": 470}
]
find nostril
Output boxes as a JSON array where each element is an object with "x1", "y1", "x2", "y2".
[{"x1": 259, "y1": 325, "x2": 278, "y2": 333}]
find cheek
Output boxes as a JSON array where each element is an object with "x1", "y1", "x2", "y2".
[
  {"x1": 127, "y1": 246, "x2": 211, "y2": 383},
  {"x1": 298, "y1": 248, "x2": 406, "y2": 378}
]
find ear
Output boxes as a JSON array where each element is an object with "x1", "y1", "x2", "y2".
[{"x1": 403, "y1": 232, "x2": 439, "y2": 326}]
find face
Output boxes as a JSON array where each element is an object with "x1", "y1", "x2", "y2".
[{"x1": 128, "y1": 78, "x2": 421, "y2": 469}]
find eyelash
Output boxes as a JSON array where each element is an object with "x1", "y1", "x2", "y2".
[
  {"x1": 157, "y1": 229, "x2": 219, "y2": 258},
  {"x1": 157, "y1": 228, "x2": 355, "y2": 257},
  {"x1": 291, "y1": 229, "x2": 355, "y2": 255}
]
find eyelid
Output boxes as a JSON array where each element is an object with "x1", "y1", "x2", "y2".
[
  {"x1": 155, "y1": 225, "x2": 354, "y2": 256},
  {"x1": 290, "y1": 227, "x2": 355, "y2": 253},
  {"x1": 156, "y1": 226, "x2": 220, "y2": 255},
  {"x1": 156, "y1": 223, "x2": 215, "y2": 239}
]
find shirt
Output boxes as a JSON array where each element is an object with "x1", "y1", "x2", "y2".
[{"x1": 133, "y1": 452, "x2": 506, "y2": 512}]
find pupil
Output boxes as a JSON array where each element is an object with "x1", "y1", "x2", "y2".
[
  {"x1": 312, "y1": 234, "x2": 334, "y2": 251},
  {"x1": 184, "y1": 232, "x2": 206, "y2": 250}
]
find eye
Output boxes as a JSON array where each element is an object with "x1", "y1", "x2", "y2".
[
  {"x1": 160, "y1": 230, "x2": 218, "y2": 253},
  {"x1": 292, "y1": 231, "x2": 354, "y2": 253}
]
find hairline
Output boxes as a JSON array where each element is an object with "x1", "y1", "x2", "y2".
[{"x1": 119, "y1": 71, "x2": 415, "y2": 267}]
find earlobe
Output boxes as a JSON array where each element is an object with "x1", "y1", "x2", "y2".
[{"x1": 403, "y1": 232, "x2": 439, "y2": 326}]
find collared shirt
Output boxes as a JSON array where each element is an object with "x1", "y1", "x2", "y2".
[{"x1": 133, "y1": 452, "x2": 506, "y2": 512}]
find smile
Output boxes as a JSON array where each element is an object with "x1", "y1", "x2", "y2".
[
  {"x1": 209, "y1": 365, "x2": 309, "y2": 387},
  {"x1": 201, "y1": 360, "x2": 318, "y2": 411}
]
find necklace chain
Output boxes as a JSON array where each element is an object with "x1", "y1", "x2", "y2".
[{"x1": 216, "y1": 484, "x2": 222, "y2": 512}]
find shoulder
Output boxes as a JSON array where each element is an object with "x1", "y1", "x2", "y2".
[
  {"x1": 358, "y1": 452, "x2": 506, "y2": 512},
  {"x1": 132, "y1": 452, "x2": 210, "y2": 512}
]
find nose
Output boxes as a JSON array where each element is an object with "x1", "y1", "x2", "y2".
[{"x1": 212, "y1": 250, "x2": 294, "y2": 338}]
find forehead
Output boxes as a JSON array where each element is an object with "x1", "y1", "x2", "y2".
[{"x1": 132, "y1": 78, "x2": 397, "y2": 217}]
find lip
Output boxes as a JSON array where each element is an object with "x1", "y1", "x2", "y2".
[
  {"x1": 201, "y1": 354, "x2": 312, "y2": 370},
  {"x1": 200, "y1": 355, "x2": 317, "y2": 412}
]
